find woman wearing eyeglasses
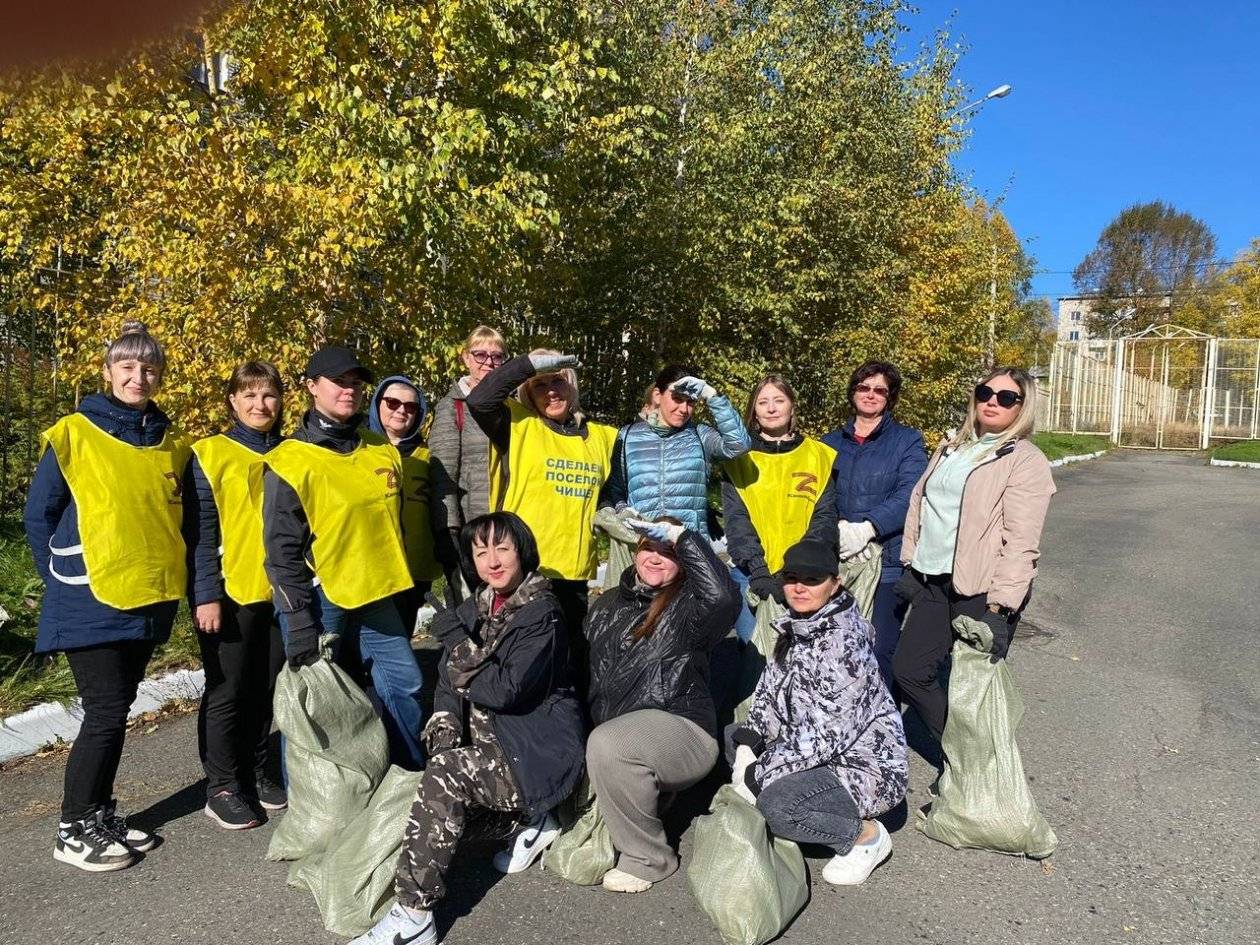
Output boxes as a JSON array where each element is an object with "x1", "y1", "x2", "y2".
[
  {"x1": 820, "y1": 361, "x2": 927, "y2": 691},
  {"x1": 894, "y1": 367, "x2": 1055, "y2": 749},
  {"x1": 368, "y1": 375, "x2": 441, "y2": 635},
  {"x1": 429, "y1": 326, "x2": 508, "y2": 598}
]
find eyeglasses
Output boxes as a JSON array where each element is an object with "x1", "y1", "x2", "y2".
[
  {"x1": 974, "y1": 383, "x2": 1024, "y2": 409},
  {"x1": 854, "y1": 383, "x2": 890, "y2": 398},
  {"x1": 381, "y1": 396, "x2": 420, "y2": 416},
  {"x1": 469, "y1": 349, "x2": 506, "y2": 366}
]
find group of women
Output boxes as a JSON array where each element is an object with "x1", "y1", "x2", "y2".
[{"x1": 24, "y1": 320, "x2": 1055, "y2": 945}]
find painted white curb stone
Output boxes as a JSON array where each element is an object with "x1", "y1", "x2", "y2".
[
  {"x1": 1048, "y1": 449, "x2": 1107, "y2": 468},
  {"x1": 1, "y1": 668, "x2": 206, "y2": 764},
  {"x1": 1210, "y1": 458, "x2": 1260, "y2": 469}
]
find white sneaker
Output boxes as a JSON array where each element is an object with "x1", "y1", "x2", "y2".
[
  {"x1": 601, "y1": 867, "x2": 653, "y2": 893},
  {"x1": 493, "y1": 811, "x2": 560, "y2": 874},
  {"x1": 821, "y1": 821, "x2": 892, "y2": 886},
  {"x1": 348, "y1": 902, "x2": 437, "y2": 945},
  {"x1": 53, "y1": 814, "x2": 137, "y2": 873}
]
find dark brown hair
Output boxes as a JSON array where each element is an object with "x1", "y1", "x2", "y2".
[
  {"x1": 847, "y1": 360, "x2": 902, "y2": 414},
  {"x1": 225, "y1": 360, "x2": 284, "y2": 420},
  {"x1": 632, "y1": 516, "x2": 686, "y2": 642},
  {"x1": 744, "y1": 374, "x2": 798, "y2": 438}
]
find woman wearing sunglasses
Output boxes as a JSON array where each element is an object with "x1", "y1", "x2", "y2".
[
  {"x1": 821, "y1": 361, "x2": 927, "y2": 690},
  {"x1": 894, "y1": 366, "x2": 1056, "y2": 751},
  {"x1": 429, "y1": 325, "x2": 509, "y2": 599},
  {"x1": 368, "y1": 375, "x2": 441, "y2": 635}
]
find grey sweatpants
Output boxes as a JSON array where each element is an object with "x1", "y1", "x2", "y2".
[{"x1": 586, "y1": 709, "x2": 718, "y2": 882}]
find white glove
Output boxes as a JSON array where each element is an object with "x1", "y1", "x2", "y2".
[
  {"x1": 837, "y1": 520, "x2": 876, "y2": 560},
  {"x1": 626, "y1": 518, "x2": 686, "y2": 545},
  {"x1": 669, "y1": 375, "x2": 717, "y2": 401},
  {"x1": 854, "y1": 543, "x2": 876, "y2": 562},
  {"x1": 528, "y1": 352, "x2": 580, "y2": 373},
  {"x1": 731, "y1": 745, "x2": 758, "y2": 805}
]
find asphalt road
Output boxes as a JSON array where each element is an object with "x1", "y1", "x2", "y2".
[{"x1": 2, "y1": 449, "x2": 1258, "y2": 945}]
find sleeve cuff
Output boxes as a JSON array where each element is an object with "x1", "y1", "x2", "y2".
[{"x1": 731, "y1": 726, "x2": 765, "y2": 755}]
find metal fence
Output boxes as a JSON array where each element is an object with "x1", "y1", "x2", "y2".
[{"x1": 1044, "y1": 325, "x2": 1260, "y2": 450}]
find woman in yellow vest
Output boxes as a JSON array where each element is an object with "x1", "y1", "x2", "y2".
[
  {"x1": 367, "y1": 373, "x2": 441, "y2": 633},
  {"x1": 262, "y1": 346, "x2": 426, "y2": 769},
  {"x1": 721, "y1": 375, "x2": 839, "y2": 640},
  {"x1": 24, "y1": 321, "x2": 187, "y2": 872},
  {"x1": 185, "y1": 360, "x2": 287, "y2": 830},
  {"x1": 465, "y1": 349, "x2": 617, "y2": 674}
]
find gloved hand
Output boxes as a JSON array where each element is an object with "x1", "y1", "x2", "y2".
[
  {"x1": 731, "y1": 745, "x2": 758, "y2": 805},
  {"x1": 425, "y1": 586, "x2": 468, "y2": 649},
  {"x1": 668, "y1": 375, "x2": 717, "y2": 401},
  {"x1": 626, "y1": 518, "x2": 686, "y2": 545},
  {"x1": 749, "y1": 573, "x2": 785, "y2": 605},
  {"x1": 893, "y1": 569, "x2": 923, "y2": 605},
  {"x1": 852, "y1": 543, "x2": 876, "y2": 563},
  {"x1": 594, "y1": 506, "x2": 641, "y2": 544},
  {"x1": 837, "y1": 519, "x2": 876, "y2": 560},
  {"x1": 528, "y1": 352, "x2": 581, "y2": 374},
  {"x1": 423, "y1": 712, "x2": 462, "y2": 756},
  {"x1": 286, "y1": 625, "x2": 321, "y2": 670},
  {"x1": 981, "y1": 609, "x2": 1014, "y2": 663}
]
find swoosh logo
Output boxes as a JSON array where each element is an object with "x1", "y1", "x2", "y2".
[
  {"x1": 393, "y1": 930, "x2": 427, "y2": 945},
  {"x1": 61, "y1": 839, "x2": 85, "y2": 853},
  {"x1": 520, "y1": 827, "x2": 541, "y2": 850}
]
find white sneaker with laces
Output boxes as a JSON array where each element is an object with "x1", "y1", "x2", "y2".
[
  {"x1": 53, "y1": 814, "x2": 137, "y2": 872},
  {"x1": 347, "y1": 902, "x2": 436, "y2": 945},
  {"x1": 822, "y1": 821, "x2": 892, "y2": 886},
  {"x1": 493, "y1": 811, "x2": 560, "y2": 874}
]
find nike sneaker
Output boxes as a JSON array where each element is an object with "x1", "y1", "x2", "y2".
[{"x1": 492, "y1": 811, "x2": 560, "y2": 874}]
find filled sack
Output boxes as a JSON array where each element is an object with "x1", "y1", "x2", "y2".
[
  {"x1": 541, "y1": 774, "x2": 615, "y2": 885},
  {"x1": 838, "y1": 540, "x2": 883, "y2": 621}
]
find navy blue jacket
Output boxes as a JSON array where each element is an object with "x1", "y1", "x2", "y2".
[
  {"x1": 185, "y1": 420, "x2": 283, "y2": 607},
  {"x1": 821, "y1": 415, "x2": 927, "y2": 582},
  {"x1": 24, "y1": 393, "x2": 181, "y2": 654}
]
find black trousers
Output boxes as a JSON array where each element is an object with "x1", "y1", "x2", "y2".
[
  {"x1": 551, "y1": 578, "x2": 590, "y2": 698},
  {"x1": 891, "y1": 570, "x2": 992, "y2": 744},
  {"x1": 197, "y1": 600, "x2": 285, "y2": 797},
  {"x1": 62, "y1": 639, "x2": 158, "y2": 821}
]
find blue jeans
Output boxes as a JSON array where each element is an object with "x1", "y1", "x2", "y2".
[
  {"x1": 729, "y1": 566, "x2": 756, "y2": 643},
  {"x1": 279, "y1": 588, "x2": 426, "y2": 770}
]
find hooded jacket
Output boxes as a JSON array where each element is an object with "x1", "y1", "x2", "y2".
[
  {"x1": 733, "y1": 591, "x2": 908, "y2": 818},
  {"x1": 428, "y1": 376, "x2": 493, "y2": 568},
  {"x1": 24, "y1": 393, "x2": 181, "y2": 653},
  {"x1": 584, "y1": 531, "x2": 741, "y2": 734},
  {"x1": 602, "y1": 398, "x2": 750, "y2": 539},
  {"x1": 367, "y1": 374, "x2": 429, "y2": 457}
]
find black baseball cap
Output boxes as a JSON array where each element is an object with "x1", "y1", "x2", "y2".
[
  {"x1": 779, "y1": 539, "x2": 839, "y2": 580},
  {"x1": 303, "y1": 346, "x2": 373, "y2": 383}
]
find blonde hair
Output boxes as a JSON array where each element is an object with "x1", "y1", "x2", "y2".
[
  {"x1": 105, "y1": 320, "x2": 166, "y2": 376},
  {"x1": 464, "y1": 325, "x2": 506, "y2": 353},
  {"x1": 517, "y1": 347, "x2": 580, "y2": 417},
  {"x1": 948, "y1": 366, "x2": 1037, "y2": 457}
]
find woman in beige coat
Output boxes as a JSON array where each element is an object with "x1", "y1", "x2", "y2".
[{"x1": 893, "y1": 366, "x2": 1055, "y2": 746}]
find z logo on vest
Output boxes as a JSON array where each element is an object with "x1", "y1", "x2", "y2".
[
  {"x1": 163, "y1": 471, "x2": 183, "y2": 504},
  {"x1": 790, "y1": 472, "x2": 819, "y2": 498},
  {"x1": 375, "y1": 467, "x2": 401, "y2": 497}
]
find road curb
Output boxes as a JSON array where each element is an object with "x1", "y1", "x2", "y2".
[
  {"x1": 1210, "y1": 458, "x2": 1260, "y2": 469},
  {"x1": 1048, "y1": 449, "x2": 1108, "y2": 468}
]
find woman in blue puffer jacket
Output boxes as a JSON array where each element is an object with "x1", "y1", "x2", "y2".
[
  {"x1": 820, "y1": 360, "x2": 927, "y2": 693},
  {"x1": 601, "y1": 364, "x2": 750, "y2": 540}
]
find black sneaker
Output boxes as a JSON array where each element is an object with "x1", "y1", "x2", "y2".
[
  {"x1": 100, "y1": 798, "x2": 160, "y2": 852},
  {"x1": 204, "y1": 791, "x2": 262, "y2": 830},
  {"x1": 253, "y1": 776, "x2": 287, "y2": 812},
  {"x1": 54, "y1": 814, "x2": 138, "y2": 872}
]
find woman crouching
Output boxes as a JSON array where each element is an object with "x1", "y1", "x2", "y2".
[
  {"x1": 352, "y1": 513, "x2": 584, "y2": 945},
  {"x1": 727, "y1": 539, "x2": 908, "y2": 886}
]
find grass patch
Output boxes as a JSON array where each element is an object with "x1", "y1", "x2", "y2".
[
  {"x1": 1031, "y1": 432, "x2": 1113, "y2": 463},
  {"x1": 1211, "y1": 440, "x2": 1260, "y2": 463},
  {"x1": 0, "y1": 514, "x2": 202, "y2": 719}
]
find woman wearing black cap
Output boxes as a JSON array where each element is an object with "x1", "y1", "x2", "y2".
[
  {"x1": 725, "y1": 539, "x2": 908, "y2": 887},
  {"x1": 263, "y1": 346, "x2": 427, "y2": 769}
]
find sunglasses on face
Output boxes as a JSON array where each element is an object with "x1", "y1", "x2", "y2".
[
  {"x1": 855, "y1": 383, "x2": 890, "y2": 398},
  {"x1": 381, "y1": 396, "x2": 419, "y2": 416},
  {"x1": 974, "y1": 383, "x2": 1024, "y2": 409},
  {"x1": 469, "y1": 349, "x2": 506, "y2": 366}
]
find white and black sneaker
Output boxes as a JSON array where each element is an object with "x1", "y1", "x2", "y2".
[
  {"x1": 348, "y1": 902, "x2": 437, "y2": 945},
  {"x1": 204, "y1": 790, "x2": 262, "y2": 830},
  {"x1": 100, "y1": 798, "x2": 159, "y2": 852},
  {"x1": 493, "y1": 811, "x2": 560, "y2": 874},
  {"x1": 54, "y1": 814, "x2": 138, "y2": 872}
]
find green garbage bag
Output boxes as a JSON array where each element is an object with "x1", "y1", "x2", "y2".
[
  {"x1": 541, "y1": 774, "x2": 615, "y2": 885},
  {"x1": 267, "y1": 659, "x2": 390, "y2": 862},
  {"x1": 687, "y1": 785, "x2": 809, "y2": 945},
  {"x1": 917, "y1": 615, "x2": 1058, "y2": 859},
  {"x1": 289, "y1": 765, "x2": 423, "y2": 937},
  {"x1": 838, "y1": 541, "x2": 883, "y2": 621},
  {"x1": 594, "y1": 506, "x2": 637, "y2": 591},
  {"x1": 732, "y1": 595, "x2": 783, "y2": 724}
]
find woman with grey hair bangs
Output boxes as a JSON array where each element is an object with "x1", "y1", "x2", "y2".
[
  {"x1": 893, "y1": 366, "x2": 1055, "y2": 760},
  {"x1": 25, "y1": 321, "x2": 190, "y2": 871}
]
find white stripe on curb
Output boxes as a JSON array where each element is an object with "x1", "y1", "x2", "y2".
[
  {"x1": 0, "y1": 668, "x2": 206, "y2": 765},
  {"x1": 1048, "y1": 449, "x2": 1108, "y2": 468},
  {"x1": 1210, "y1": 458, "x2": 1260, "y2": 469}
]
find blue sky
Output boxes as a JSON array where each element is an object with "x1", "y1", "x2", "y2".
[{"x1": 905, "y1": 1, "x2": 1260, "y2": 301}]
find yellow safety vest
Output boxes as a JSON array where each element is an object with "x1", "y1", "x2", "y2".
[
  {"x1": 490, "y1": 401, "x2": 617, "y2": 581},
  {"x1": 724, "y1": 438, "x2": 838, "y2": 573},
  {"x1": 399, "y1": 447, "x2": 442, "y2": 583},
  {"x1": 40, "y1": 412, "x2": 191, "y2": 610},
  {"x1": 190, "y1": 434, "x2": 272, "y2": 606},
  {"x1": 264, "y1": 434, "x2": 413, "y2": 609}
]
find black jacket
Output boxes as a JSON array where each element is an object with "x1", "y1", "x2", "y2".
[
  {"x1": 262, "y1": 408, "x2": 365, "y2": 632},
  {"x1": 433, "y1": 582, "x2": 585, "y2": 816},
  {"x1": 585, "y1": 532, "x2": 740, "y2": 733}
]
